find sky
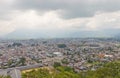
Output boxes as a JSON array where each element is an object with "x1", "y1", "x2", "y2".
[{"x1": 0, "y1": 0, "x2": 120, "y2": 39}]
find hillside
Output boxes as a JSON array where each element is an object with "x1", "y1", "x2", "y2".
[{"x1": 22, "y1": 62, "x2": 120, "y2": 78}]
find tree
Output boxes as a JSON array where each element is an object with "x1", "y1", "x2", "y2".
[
  {"x1": 53, "y1": 62, "x2": 61, "y2": 68},
  {"x1": 19, "y1": 57, "x2": 26, "y2": 66},
  {"x1": 57, "y1": 44, "x2": 67, "y2": 48}
]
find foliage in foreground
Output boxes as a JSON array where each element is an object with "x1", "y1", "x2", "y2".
[
  {"x1": 0, "y1": 75, "x2": 11, "y2": 78},
  {"x1": 22, "y1": 62, "x2": 120, "y2": 78},
  {"x1": 81, "y1": 62, "x2": 120, "y2": 78}
]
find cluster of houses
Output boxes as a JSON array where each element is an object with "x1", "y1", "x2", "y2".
[{"x1": 0, "y1": 38, "x2": 119, "y2": 72}]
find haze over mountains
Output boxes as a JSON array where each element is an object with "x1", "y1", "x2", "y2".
[{"x1": 4, "y1": 29, "x2": 120, "y2": 39}]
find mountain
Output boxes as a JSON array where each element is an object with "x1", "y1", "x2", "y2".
[{"x1": 3, "y1": 28, "x2": 120, "y2": 39}]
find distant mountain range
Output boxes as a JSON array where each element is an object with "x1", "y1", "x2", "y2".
[{"x1": 2, "y1": 29, "x2": 120, "y2": 39}]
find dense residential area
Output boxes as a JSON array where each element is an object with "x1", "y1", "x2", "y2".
[{"x1": 0, "y1": 38, "x2": 119, "y2": 78}]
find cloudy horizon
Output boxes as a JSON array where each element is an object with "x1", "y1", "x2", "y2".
[{"x1": 0, "y1": 0, "x2": 120, "y2": 39}]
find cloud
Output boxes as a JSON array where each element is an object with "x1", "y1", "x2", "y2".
[
  {"x1": 0, "y1": 9, "x2": 120, "y2": 38},
  {"x1": 13, "y1": 0, "x2": 120, "y2": 18},
  {"x1": 1, "y1": 0, "x2": 120, "y2": 19},
  {"x1": 0, "y1": 21, "x2": 15, "y2": 36},
  {"x1": 85, "y1": 11, "x2": 120, "y2": 30},
  {"x1": 0, "y1": 0, "x2": 120, "y2": 38}
]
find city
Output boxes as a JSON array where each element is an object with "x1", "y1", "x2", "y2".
[{"x1": 0, "y1": 38, "x2": 119, "y2": 78}]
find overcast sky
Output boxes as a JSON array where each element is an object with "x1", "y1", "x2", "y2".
[{"x1": 0, "y1": 0, "x2": 120, "y2": 39}]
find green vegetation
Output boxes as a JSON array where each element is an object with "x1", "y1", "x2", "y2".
[
  {"x1": 57, "y1": 44, "x2": 67, "y2": 48},
  {"x1": 12, "y1": 42, "x2": 22, "y2": 47},
  {"x1": 53, "y1": 62, "x2": 61, "y2": 68},
  {"x1": 22, "y1": 66, "x2": 79, "y2": 78},
  {"x1": 22, "y1": 69, "x2": 52, "y2": 78},
  {"x1": 0, "y1": 75, "x2": 11, "y2": 78},
  {"x1": 22, "y1": 62, "x2": 120, "y2": 78},
  {"x1": 80, "y1": 62, "x2": 120, "y2": 78},
  {"x1": 19, "y1": 57, "x2": 26, "y2": 66},
  {"x1": 61, "y1": 58, "x2": 69, "y2": 64}
]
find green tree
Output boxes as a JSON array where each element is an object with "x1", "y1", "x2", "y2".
[
  {"x1": 19, "y1": 57, "x2": 26, "y2": 66},
  {"x1": 53, "y1": 62, "x2": 61, "y2": 68},
  {"x1": 57, "y1": 44, "x2": 67, "y2": 48}
]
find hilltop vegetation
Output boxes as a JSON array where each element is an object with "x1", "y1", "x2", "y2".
[
  {"x1": 0, "y1": 76, "x2": 11, "y2": 78},
  {"x1": 22, "y1": 62, "x2": 120, "y2": 78}
]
